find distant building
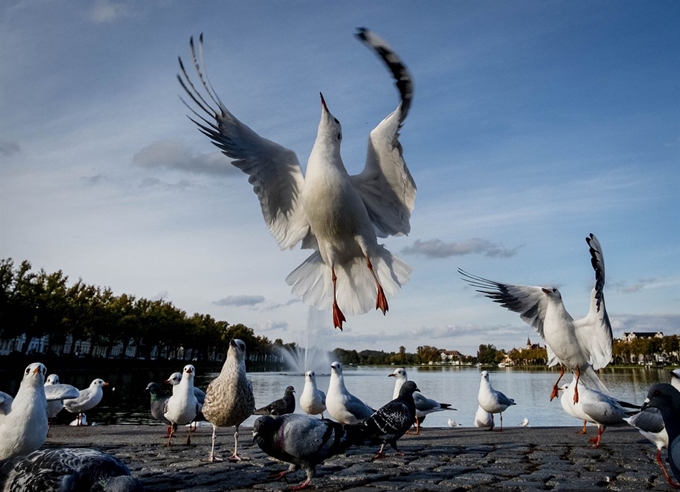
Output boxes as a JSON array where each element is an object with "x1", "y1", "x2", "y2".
[
  {"x1": 440, "y1": 350, "x2": 463, "y2": 365},
  {"x1": 621, "y1": 332, "x2": 664, "y2": 343}
]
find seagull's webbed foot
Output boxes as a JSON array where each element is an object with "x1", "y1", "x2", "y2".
[
  {"x1": 332, "y1": 301, "x2": 346, "y2": 330},
  {"x1": 228, "y1": 453, "x2": 243, "y2": 462},
  {"x1": 376, "y1": 284, "x2": 388, "y2": 314},
  {"x1": 577, "y1": 420, "x2": 588, "y2": 435}
]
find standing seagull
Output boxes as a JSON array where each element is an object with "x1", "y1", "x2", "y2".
[
  {"x1": 388, "y1": 367, "x2": 455, "y2": 434},
  {"x1": 0, "y1": 363, "x2": 79, "y2": 460},
  {"x1": 473, "y1": 405, "x2": 494, "y2": 430},
  {"x1": 477, "y1": 371, "x2": 515, "y2": 431},
  {"x1": 460, "y1": 234, "x2": 612, "y2": 403},
  {"x1": 641, "y1": 383, "x2": 680, "y2": 487},
  {"x1": 63, "y1": 378, "x2": 109, "y2": 426},
  {"x1": 177, "y1": 28, "x2": 416, "y2": 330},
  {"x1": 163, "y1": 365, "x2": 200, "y2": 446},
  {"x1": 300, "y1": 371, "x2": 326, "y2": 418},
  {"x1": 202, "y1": 339, "x2": 255, "y2": 462},
  {"x1": 326, "y1": 362, "x2": 374, "y2": 424},
  {"x1": 625, "y1": 407, "x2": 677, "y2": 487},
  {"x1": 165, "y1": 371, "x2": 206, "y2": 405},
  {"x1": 362, "y1": 380, "x2": 419, "y2": 459},
  {"x1": 254, "y1": 386, "x2": 296, "y2": 416},
  {"x1": 45, "y1": 374, "x2": 65, "y2": 421}
]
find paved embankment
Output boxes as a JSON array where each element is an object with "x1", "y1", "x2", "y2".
[{"x1": 45, "y1": 424, "x2": 676, "y2": 491}]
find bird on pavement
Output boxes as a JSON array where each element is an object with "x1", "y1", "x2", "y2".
[
  {"x1": 388, "y1": 367, "x2": 455, "y2": 434},
  {"x1": 473, "y1": 405, "x2": 494, "y2": 430},
  {"x1": 253, "y1": 413, "x2": 364, "y2": 491},
  {"x1": 0, "y1": 363, "x2": 79, "y2": 460},
  {"x1": 460, "y1": 234, "x2": 612, "y2": 403},
  {"x1": 177, "y1": 28, "x2": 416, "y2": 330},
  {"x1": 477, "y1": 371, "x2": 515, "y2": 431},
  {"x1": 163, "y1": 365, "x2": 200, "y2": 446},
  {"x1": 254, "y1": 386, "x2": 295, "y2": 416},
  {"x1": 0, "y1": 447, "x2": 144, "y2": 492},
  {"x1": 202, "y1": 339, "x2": 255, "y2": 462},
  {"x1": 144, "y1": 382, "x2": 171, "y2": 436},
  {"x1": 300, "y1": 371, "x2": 326, "y2": 418},
  {"x1": 63, "y1": 378, "x2": 109, "y2": 426},
  {"x1": 165, "y1": 371, "x2": 206, "y2": 405},
  {"x1": 326, "y1": 361, "x2": 373, "y2": 424},
  {"x1": 625, "y1": 406, "x2": 676, "y2": 487},
  {"x1": 361, "y1": 380, "x2": 419, "y2": 459},
  {"x1": 641, "y1": 383, "x2": 680, "y2": 487}
]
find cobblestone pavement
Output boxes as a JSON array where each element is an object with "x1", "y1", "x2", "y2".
[{"x1": 45, "y1": 424, "x2": 676, "y2": 491}]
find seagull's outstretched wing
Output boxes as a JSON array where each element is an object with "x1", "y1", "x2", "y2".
[
  {"x1": 44, "y1": 384, "x2": 79, "y2": 402},
  {"x1": 350, "y1": 28, "x2": 416, "y2": 238},
  {"x1": 178, "y1": 34, "x2": 312, "y2": 250},
  {"x1": 458, "y1": 269, "x2": 549, "y2": 338},
  {"x1": 573, "y1": 234, "x2": 612, "y2": 370}
]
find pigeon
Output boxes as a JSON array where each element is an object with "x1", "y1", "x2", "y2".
[
  {"x1": 254, "y1": 386, "x2": 295, "y2": 416},
  {"x1": 163, "y1": 365, "x2": 200, "y2": 446},
  {"x1": 559, "y1": 377, "x2": 638, "y2": 448},
  {"x1": 473, "y1": 405, "x2": 494, "y2": 430},
  {"x1": 253, "y1": 413, "x2": 363, "y2": 490},
  {"x1": 144, "y1": 382, "x2": 171, "y2": 436},
  {"x1": 202, "y1": 339, "x2": 255, "y2": 462},
  {"x1": 625, "y1": 407, "x2": 676, "y2": 487},
  {"x1": 460, "y1": 234, "x2": 612, "y2": 403},
  {"x1": 641, "y1": 383, "x2": 680, "y2": 486},
  {"x1": 299, "y1": 371, "x2": 326, "y2": 418},
  {"x1": 326, "y1": 361, "x2": 373, "y2": 424},
  {"x1": 165, "y1": 371, "x2": 206, "y2": 405},
  {"x1": 177, "y1": 28, "x2": 416, "y2": 330},
  {"x1": 361, "y1": 380, "x2": 419, "y2": 459},
  {"x1": 477, "y1": 371, "x2": 515, "y2": 431},
  {"x1": 63, "y1": 378, "x2": 109, "y2": 426},
  {"x1": 388, "y1": 367, "x2": 455, "y2": 434},
  {"x1": 671, "y1": 369, "x2": 680, "y2": 392},
  {"x1": 0, "y1": 447, "x2": 144, "y2": 492},
  {"x1": 0, "y1": 363, "x2": 79, "y2": 460}
]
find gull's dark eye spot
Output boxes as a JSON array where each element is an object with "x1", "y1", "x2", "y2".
[
  {"x1": 333, "y1": 118, "x2": 339, "y2": 124},
  {"x1": 337, "y1": 133, "x2": 342, "y2": 141}
]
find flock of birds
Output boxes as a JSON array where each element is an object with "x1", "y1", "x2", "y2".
[{"x1": 0, "y1": 26, "x2": 678, "y2": 491}]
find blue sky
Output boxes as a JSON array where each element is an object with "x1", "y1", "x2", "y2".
[{"x1": 1, "y1": 1, "x2": 678, "y2": 355}]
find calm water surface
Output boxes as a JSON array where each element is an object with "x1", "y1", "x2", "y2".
[{"x1": 1, "y1": 364, "x2": 673, "y2": 428}]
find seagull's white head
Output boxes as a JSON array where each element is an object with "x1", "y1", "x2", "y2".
[
  {"x1": 23, "y1": 363, "x2": 47, "y2": 386},
  {"x1": 305, "y1": 370, "x2": 316, "y2": 382},
  {"x1": 480, "y1": 370, "x2": 489, "y2": 382},
  {"x1": 165, "y1": 372, "x2": 182, "y2": 385},
  {"x1": 317, "y1": 93, "x2": 343, "y2": 145},
  {"x1": 541, "y1": 287, "x2": 563, "y2": 301},
  {"x1": 330, "y1": 361, "x2": 343, "y2": 376},
  {"x1": 45, "y1": 374, "x2": 60, "y2": 385},
  {"x1": 389, "y1": 368, "x2": 407, "y2": 381},
  {"x1": 183, "y1": 364, "x2": 195, "y2": 379},
  {"x1": 91, "y1": 378, "x2": 109, "y2": 388}
]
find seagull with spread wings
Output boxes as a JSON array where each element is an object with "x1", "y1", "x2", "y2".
[
  {"x1": 460, "y1": 234, "x2": 612, "y2": 403},
  {"x1": 177, "y1": 28, "x2": 416, "y2": 330}
]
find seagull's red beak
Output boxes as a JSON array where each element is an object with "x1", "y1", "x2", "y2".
[
  {"x1": 104, "y1": 382, "x2": 110, "y2": 386},
  {"x1": 320, "y1": 92, "x2": 328, "y2": 112},
  {"x1": 388, "y1": 373, "x2": 395, "y2": 377}
]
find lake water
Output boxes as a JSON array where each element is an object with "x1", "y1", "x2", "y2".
[{"x1": 1, "y1": 364, "x2": 673, "y2": 428}]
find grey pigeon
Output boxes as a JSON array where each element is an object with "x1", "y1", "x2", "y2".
[
  {"x1": 144, "y1": 382, "x2": 171, "y2": 435},
  {"x1": 0, "y1": 447, "x2": 144, "y2": 491},
  {"x1": 625, "y1": 407, "x2": 675, "y2": 486},
  {"x1": 253, "y1": 413, "x2": 363, "y2": 490},
  {"x1": 202, "y1": 339, "x2": 255, "y2": 462},
  {"x1": 641, "y1": 383, "x2": 680, "y2": 487},
  {"x1": 361, "y1": 380, "x2": 419, "y2": 459},
  {"x1": 255, "y1": 386, "x2": 295, "y2": 416}
]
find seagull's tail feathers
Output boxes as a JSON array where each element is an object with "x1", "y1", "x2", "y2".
[
  {"x1": 286, "y1": 247, "x2": 411, "y2": 317},
  {"x1": 580, "y1": 366, "x2": 609, "y2": 394}
]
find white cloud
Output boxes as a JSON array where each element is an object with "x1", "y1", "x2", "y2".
[
  {"x1": 214, "y1": 295, "x2": 266, "y2": 307},
  {"x1": 89, "y1": 0, "x2": 130, "y2": 23},
  {"x1": 402, "y1": 238, "x2": 520, "y2": 259},
  {"x1": 133, "y1": 140, "x2": 240, "y2": 177}
]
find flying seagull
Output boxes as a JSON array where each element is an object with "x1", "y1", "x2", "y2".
[
  {"x1": 326, "y1": 361, "x2": 374, "y2": 424},
  {"x1": 460, "y1": 233, "x2": 612, "y2": 403},
  {"x1": 477, "y1": 371, "x2": 515, "y2": 431},
  {"x1": 388, "y1": 367, "x2": 455, "y2": 434},
  {"x1": 254, "y1": 386, "x2": 296, "y2": 416},
  {"x1": 177, "y1": 28, "x2": 416, "y2": 330},
  {"x1": 0, "y1": 363, "x2": 79, "y2": 460},
  {"x1": 202, "y1": 339, "x2": 255, "y2": 462}
]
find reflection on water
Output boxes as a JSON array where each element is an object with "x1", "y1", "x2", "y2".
[{"x1": 0, "y1": 365, "x2": 673, "y2": 428}]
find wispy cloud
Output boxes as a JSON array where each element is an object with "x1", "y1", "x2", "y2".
[
  {"x1": 256, "y1": 320, "x2": 290, "y2": 332},
  {"x1": 214, "y1": 295, "x2": 266, "y2": 307},
  {"x1": 261, "y1": 299, "x2": 303, "y2": 312},
  {"x1": 133, "y1": 140, "x2": 239, "y2": 177},
  {"x1": 0, "y1": 139, "x2": 20, "y2": 156},
  {"x1": 138, "y1": 176, "x2": 195, "y2": 191},
  {"x1": 402, "y1": 238, "x2": 520, "y2": 259},
  {"x1": 89, "y1": 0, "x2": 130, "y2": 23}
]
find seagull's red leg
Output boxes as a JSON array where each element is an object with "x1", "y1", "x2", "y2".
[
  {"x1": 366, "y1": 257, "x2": 388, "y2": 314},
  {"x1": 289, "y1": 478, "x2": 312, "y2": 491},
  {"x1": 550, "y1": 366, "x2": 565, "y2": 401},
  {"x1": 656, "y1": 449, "x2": 680, "y2": 488},
  {"x1": 573, "y1": 367, "x2": 581, "y2": 404},
  {"x1": 589, "y1": 426, "x2": 605, "y2": 448},
  {"x1": 331, "y1": 267, "x2": 345, "y2": 330},
  {"x1": 577, "y1": 420, "x2": 587, "y2": 434}
]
